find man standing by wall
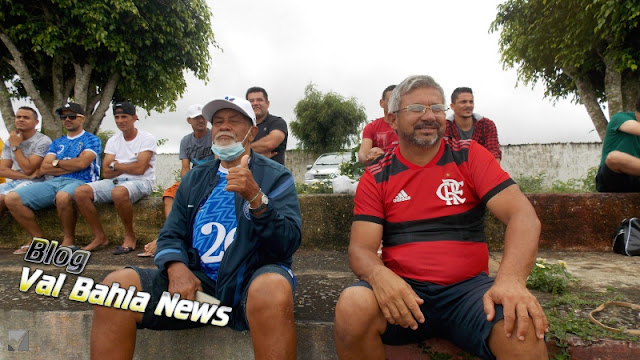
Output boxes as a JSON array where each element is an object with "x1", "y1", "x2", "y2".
[
  {"x1": 445, "y1": 87, "x2": 502, "y2": 162},
  {"x1": 596, "y1": 94, "x2": 640, "y2": 192},
  {"x1": 6, "y1": 102, "x2": 101, "y2": 254},
  {"x1": 0, "y1": 106, "x2": 52, "y2": 221},
  {"x1": 72, "y1": 102, "x2": 156, "y2": 253},
  {"x1": 358, "y1": 85, "x2": 398, "y2": 166},
  {"x1": 246, "y1": 87, "x2": 288, "y2": 165}
]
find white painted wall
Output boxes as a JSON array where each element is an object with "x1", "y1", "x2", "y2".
[{"x1": 154, "y1": 142, "x2": 603, "y2": 188}]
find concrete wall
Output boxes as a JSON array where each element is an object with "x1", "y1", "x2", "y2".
[{"x1": 154, "y1": 142, "x2": 602, "y2": 187}]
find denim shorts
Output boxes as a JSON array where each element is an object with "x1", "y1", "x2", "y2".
[
  {"x1": 131, "y1": 263, "x2": 295, "y2": 332},
  {"x1": 0, "y1": 178, "x2": 43, "y2": 195},
  {"x1": 12, "y1": 177, "x2": 85, "y2": 210},
  {"x1": 350, "y1": 273, "x2": 504, "y2": 360},
  {"x1": 87, "y1": 178, "x2": 153, "y2": 203}
]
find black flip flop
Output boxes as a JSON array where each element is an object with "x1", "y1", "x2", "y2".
[{"x1": 112, "y1": 246, "x2": 134, "y2": 255}]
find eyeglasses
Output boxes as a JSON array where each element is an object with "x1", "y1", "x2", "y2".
[
  {"x1": 59, "y1": 114, "x2": 83, "y2": 120},
  {"x1": 394, "y1": 104, "x2": 448, "y2": 117}
]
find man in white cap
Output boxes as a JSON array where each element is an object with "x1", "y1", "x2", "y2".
[
  {"x1": 138, "y1": 104, "x2": 215, "y2": 257},
  {"x1": 90, "y1": 96, "x2": 302, "y2": 360}
]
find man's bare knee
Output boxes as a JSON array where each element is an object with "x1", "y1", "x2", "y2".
[
  {"x1": 74, "y1": 185, "x2": 93, "y2": 201},
  {"x1": 55, "y1": 191, "x2": 73, "y2": 207},
  {"x1": 489, "y1": 319, "x2": 547, "y2": 359},
  {"x1": 111, "y1": 186, "x2": 130, "y2": 204},
  {"x1": 335, "y1": 286, "x2": 385, "y2": 336},
  {"x1": 4, "y1": 191, "x2": 22, "y2": 209},
  {"x1": 246, "y1": 273, "x2": 293, "y2": 316}
]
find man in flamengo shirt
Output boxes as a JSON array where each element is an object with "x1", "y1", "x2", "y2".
[
  {"x1": 90, "y1": 96, "x2": 302, "y2": 360},
  {"x1": 334, "y1": 75, "x2": 548, "y2": 360}
]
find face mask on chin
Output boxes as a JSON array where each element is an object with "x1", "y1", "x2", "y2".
[{"x1": 211, "y1": 129, "x2": 252, "y2": 161}]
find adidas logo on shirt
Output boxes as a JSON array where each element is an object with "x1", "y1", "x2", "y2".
[{"x1": 393, "y1": 190, "x2": 411, "y2": 203}]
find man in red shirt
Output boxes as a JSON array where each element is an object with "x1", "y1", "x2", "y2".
[
  {"x1": 334, "y1": 75, "x2": 547, "y2": 360},
  {"x1": 358, "y1": 85, "x2": 398, "y2": 166}
]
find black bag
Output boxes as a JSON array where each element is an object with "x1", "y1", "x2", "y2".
[{"x1": 612, "y1": 218, "x2": 640, "y2": 256}]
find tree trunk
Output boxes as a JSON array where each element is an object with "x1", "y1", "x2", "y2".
[
  {"x1": 603, "y1": 55, "x2": 623, "y2": 117},
  {"x1": 72, "y1": 62, "x2": 92, "y2": 113},
  {"x1": 621, "y1": 71, "x2": 640, "y2": 112},
  {"x1": 567, "y1": 68, "x2": 608, "y2": 141},
  {"x1": 86, "y1": 72, "x2": 119, "y2": 134},
  {"x1": 0, "y1": 81, "x2": 15, "y2": 132},
  {"x1": 0, "y1": 32, "x2": 61, "y2": 138}
]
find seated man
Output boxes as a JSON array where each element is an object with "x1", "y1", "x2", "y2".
[
  {"x1": 72, "y1": 102, "x2": 156, "y2": 253},
  {"x1": 6, "y1": 102, "x2": 100, "y2": 254},
  {"x1": 162, "y1": 104, "x2": 213, "y2": 222},
  {"x1": 90, "y1": 96, "x2": 302, "y2": 360},
  {"x1": 0, "y1": 106, "x2": 52, "y2": 224},
  {"x1": 445, "y1": 87, "x2": 501, "y2": 162},
  {"x1": 358, "y1": 85, "x2": 398, "y2": 166},
  {"x1": 334, "y1": 75, "x2": 548, "y2": 360},
  {"x1": 596, "y1": 94, "x2": 640, "y2": 192}
]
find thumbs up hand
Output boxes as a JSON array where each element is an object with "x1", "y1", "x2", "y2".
[{"x1": 226, "y1": 155, "x2": 260, "y2": 201}]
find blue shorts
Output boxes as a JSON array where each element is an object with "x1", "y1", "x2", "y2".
[
  {"x1": 350, "y1": 273, "x2": 504, "y2": 360},
  {"x1": 131, "y1": 264, "x2": 296, "y2": 332},
  {"x1": 87, "y1": 178, "x2": 153, "y2": 204},
  {"x1": 12, "y1": 177, "x2": 85, "y2": 210},
  {"x1": 0, "y1": 179, "x2": 43, "y2": 196}
]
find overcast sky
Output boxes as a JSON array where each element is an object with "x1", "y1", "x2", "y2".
[{"x1": 1, "y1": 0, "x2": 602, "y2": 153}]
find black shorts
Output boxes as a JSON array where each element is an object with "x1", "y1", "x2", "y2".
[
  {"x1": 350, "y1": 273, "x2": 504, "y2": 360},
  {"x1": 130, "y1": 264, "x2": 295, "y2": 332},
  {"x1": 596, "y1": 164, "x2": 640, "y2": 192}
]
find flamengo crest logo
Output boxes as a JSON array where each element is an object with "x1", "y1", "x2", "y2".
[{"x1": 436, "y1": 179, "x2": 466, "y2": 205}]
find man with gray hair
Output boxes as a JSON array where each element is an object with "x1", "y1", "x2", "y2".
[
  {"x1": 90, "y1": 96, "x2": 301, "y2": 359},
  {"x1": 334, "y1": 75, "x2": 548, "y2": 359}
]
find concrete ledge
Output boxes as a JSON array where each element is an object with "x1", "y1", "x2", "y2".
[{"x1": 2, "y1": 193, "x2": 637, "y2": 251}]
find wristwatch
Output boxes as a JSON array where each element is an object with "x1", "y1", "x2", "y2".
[
  {"x1": 249, "y1": 193, "x2": 269, "y2": 213},
  {"x1": 109, "y1": 161, "x2": 116, "y2": 171},
  {"x1": 11, "y1": 146, "x2": 18, "y2": 152},
  {"x1": 52, "y1": 159, "x2": 59, "y2": 168}
]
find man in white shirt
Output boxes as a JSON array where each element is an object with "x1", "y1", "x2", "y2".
[{"x1": 72, "y1": 102, "x2": 157, "y2": 254}]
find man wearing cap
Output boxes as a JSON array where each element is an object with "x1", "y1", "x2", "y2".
[
  {"x1": 161, "y1": 104, "x2": 214, "y2": 220},
  {"x1": 90, "y1": 96, "x2": 301, "y2": 360},
  {"x1": 6, "y1": 102, "x2": 101, "y2": 254},
  {"x1": 0, "y1": 106, "x2": 52, "y2": 226},
  {"x1": 70, "y1": 102, "x2": 157, "y2": 254},
  {"x1": 246, "y1": 87, "x2": 288, "y2": 165}
]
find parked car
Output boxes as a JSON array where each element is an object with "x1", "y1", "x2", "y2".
[{"x1": 304, "y1": 152, "x2": 353, "y2": 185}]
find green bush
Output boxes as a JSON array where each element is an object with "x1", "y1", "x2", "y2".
[
  {"x1": 514, "y1": 167, "x2": 597, "y2": 193},
  {"x1": 296, "y1": 180, "x2": 333, "y2": 194},
  {"x1": 527, "y1": 258, "x2": 574, "y2": 294}
]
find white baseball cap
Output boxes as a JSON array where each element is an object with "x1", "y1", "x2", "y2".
[
  {"x1": 186, "y1": 104, "x2": 203, "y2": 119},
  {"x1": 202, "y1": 96, "x2": 256, "y2": 126}
]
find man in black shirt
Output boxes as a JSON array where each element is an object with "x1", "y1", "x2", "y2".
[{"x1": 246, "y1": 87, "x2": 288, "y2": 165}]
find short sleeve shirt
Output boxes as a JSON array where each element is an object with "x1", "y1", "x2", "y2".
[
  {"x1": 353, "y1": 138, "x2": 514, "y2": 285},
  {"x1": 362, "y1": 117, "x2": 399, "y2": 152},
  {"x1": 600, "y1": 112, "x2": 640, "y2": 166},
  {"x1": 48, "y1": 131, "x2": 101, "y2": 182},
  {"x1": 253, "y1": 113, "x2": 288, "y2": 165},
  {"x1": 1, "y1": 132, "x2": 52, "y2": 172},
  {"x1": 179, "y1": 129, "x2": 214, "y2": 167},
  {"x1": 104, "y1": 129, "x2": 157, "y2": 181}
]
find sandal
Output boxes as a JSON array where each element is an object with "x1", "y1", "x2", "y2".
[
  {"x1": 112, "y1": 246, "x2": 134, "y2": 255},
  {"x1": 13, "y1": 245, "x2": 30, "y2": 255}
]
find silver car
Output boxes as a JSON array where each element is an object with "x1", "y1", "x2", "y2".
[{"x1": 304, "y1": 152, "x2": 353, "y2": 185}]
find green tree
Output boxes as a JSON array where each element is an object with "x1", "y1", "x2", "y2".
[
  {"x1": 291, "y1": 84, "x2": 367, "y2": 153},
  {"x1": 0, "y1": 0, "x2": 215, "y2": 138},
  {"x1": 490, "y1": 0, "x2": 640, "y2": 140}
]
